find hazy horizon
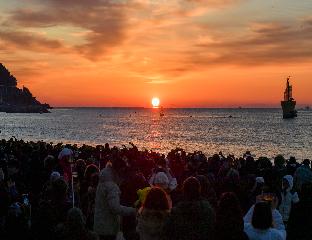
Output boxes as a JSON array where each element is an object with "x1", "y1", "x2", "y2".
[{"x1": 51, "y1": 105, "x2": 311, "y2": 109}]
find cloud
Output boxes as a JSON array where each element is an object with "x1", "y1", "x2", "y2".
[
  {"x1": 7, "y1": 9, "x2": 57, "y2": 28},
  {"x1": 190, "y1": 19, "x2": 312, "y2": 66},
  {"x1": 146, "y1": 80, "x2": 169, "y2": 84},
  {"x1": 0, "y1": 30, "x2": 65, "y2": 52},
  {"x1": 4, "y1": 0, "x2": 310, "y2": 69},
  {"x1": 5, "y1": 0, "x2": 244, "y2": 61},
  {"x1": 5, "y1": 0, "x2": 143, "y2": 60},
  {"x1": 184, "y1": 0, "x2": 241, "y2": 4},
  {"x1": 145, "y1": 75, "x2": 170, "y2": 84}
]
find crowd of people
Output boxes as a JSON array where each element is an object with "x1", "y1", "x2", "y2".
[{"x1": 1, "y1": 137, "x2": 312, "y2": 240}]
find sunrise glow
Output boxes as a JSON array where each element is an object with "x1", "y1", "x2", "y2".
[
  {"x1": 0, "y1": 1, "x2": 312, "y2": 107},
  {"x1": 152, "y1": 97, "x2": 160, "y2": 108}
]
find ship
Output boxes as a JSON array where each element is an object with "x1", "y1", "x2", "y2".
[
  {"x1": 281, "y1": 76, "x2": 297, "y2": 119},
  {"x1": 160, "y1": 106, "x2": 165, "y2": 117}
]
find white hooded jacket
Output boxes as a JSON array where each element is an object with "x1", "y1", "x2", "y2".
[{"x1": 279, "y1": 175, "x2": 299, "y2": 222}]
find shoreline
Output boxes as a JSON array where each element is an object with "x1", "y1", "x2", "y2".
[{"x1": 1, "y1": 137, "x2": 309, "y2": 163}]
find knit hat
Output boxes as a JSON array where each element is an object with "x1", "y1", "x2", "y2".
[
  {"x1": 283, "y1": 175, "x2": 294, "y2": 190},
  {"x1": 50, "y1": 171, "x2": 61, "y2": 182},
  {"x1": 153, "y1": 172, "x2": 169, "y2": 189}
]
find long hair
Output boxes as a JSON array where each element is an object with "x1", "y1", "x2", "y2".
[
  {"x1": 142, "y1": 187, "x2": 170, "y2": 211},
  {"x1": 215, "y1": 192, "x2": 246, "y2": 240},
  {"x1": 252, "y1": 202, "x2": 273, "y2": 230},
  {"x1": 217, "y1": 192, "x2": 243, "y2": 220},
  {"x1": 84, "y1": 164, "x2": 99, "y2": 183},
  {"x1": 183, "y1": 177, "x2": 201, "y2": 201}
]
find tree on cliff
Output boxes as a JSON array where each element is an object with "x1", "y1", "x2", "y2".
[
  {"x1": 0, "y1": 63, "x2": 51, "y2": 112},
  {"x1": 0, "y1": 63, "x2": 17, "y2": 87}
]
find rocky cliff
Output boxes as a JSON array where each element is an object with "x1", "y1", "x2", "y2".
[{"x1": 0, "y1": 63, "x2": 51, "y2": 113}]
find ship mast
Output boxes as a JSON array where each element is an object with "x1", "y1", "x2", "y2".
[
  {"x1": 281, "y1": 76, "x2": 297, "y2": 118},
  {"x1": 284, "y1": 76, "x2": 292, "y2": 101}
]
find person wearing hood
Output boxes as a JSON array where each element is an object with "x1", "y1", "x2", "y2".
[
  {"x1": 279, "y1": 175, "x2": 299, "y2": 223},
  {"x1": 94, "y1": 156, "x2": 136, "y2": 240},
  {"x1": 58, "y1": 148, "x2": 74, "y2": 183},
  {"x1": 149, "y1": 158, "x2": 177, "y2": 192},
  {"x1": 136, "y1": 187, "x2": 171, "y2": 240},
  {"x1": 150, "y1": 172, "x2": 170, "y2": 191}
]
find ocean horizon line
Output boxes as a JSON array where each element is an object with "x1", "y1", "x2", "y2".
[{"x1": 52, "y1": 106, "x2": 284, "y2": 110}]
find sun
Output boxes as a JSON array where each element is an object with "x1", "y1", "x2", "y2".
[{"x1": 151, "y1": 97, "x2": 160, "y2": 108}]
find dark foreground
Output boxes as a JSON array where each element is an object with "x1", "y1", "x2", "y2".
[{"x1": 0, "y1": 138, "x2": 312, "y2": 240}]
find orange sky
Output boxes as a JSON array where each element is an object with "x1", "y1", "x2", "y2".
[{"x1": 1, "y1": 0, "x2": 312, "y2": 107}]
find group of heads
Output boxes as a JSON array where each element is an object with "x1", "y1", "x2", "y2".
[{"x1": 142, "y1": 177, "x2": 202, "y2": 211}]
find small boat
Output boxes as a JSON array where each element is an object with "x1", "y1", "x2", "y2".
[
  {"x1": 281, "y1": 76, "x2": 297, "y2": 119},
  {"x1": 160, "y1": 106, "x2": 165, "y2": 117}
]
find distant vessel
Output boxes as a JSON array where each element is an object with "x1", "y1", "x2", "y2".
[
  {"x1": 281, "y1": 77, "x2": 297, "y2": 119},
  {"x1": 160, "y1": 106, "x2": 165, "y2": 117}
]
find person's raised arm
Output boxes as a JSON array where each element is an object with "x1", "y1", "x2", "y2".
[{"x1": 106, "y1": 183, "x2": 136, "y2": 216}]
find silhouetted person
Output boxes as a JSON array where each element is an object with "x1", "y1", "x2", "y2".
[
  {"x1": 136, "y1": 187, "x2": 171, "y2": 240},
  {"x1": 163, "y1": 177, "x2": 215, "y2": 240},
  {"x1": 244, "y1": 201, "x2": 285, "y2": 240},
  {"x1": 94, "y1": 156, "x2": 136, "y2": 240},
  {"x1": 278, "y1": 175, "x2": 299, "y2": 223},
  {"x1": 215, "y1": 192, "x2": 249, "y2": 240},
  {"x1": 56, "y1": 207, "x2": 98, "y2": 240},
  {"x1": 294, "y1": 159, "x2": 312, "y2": 191},
  {"x1": 32, "y1": 178, "x2": 71, "y2": 240},
  {"x1": 287, "y1": 183, "x2": 312, "y2": 240}
]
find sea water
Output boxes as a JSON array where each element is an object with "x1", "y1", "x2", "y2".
[{"x1": 0, "y1": 108, "x2": 311, "y2": 160}]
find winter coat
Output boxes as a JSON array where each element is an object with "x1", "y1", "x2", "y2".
[
  {"x1": 287, "y1": 200, "x2": 312, "y2": 240},
  {"x1": 279, "y1": 175, "x2": 299, "y2": 222},
  {"x1": 294, "y1": 165, "x2": 312, "y2": 190},
  {"x1": 32, "y1": 200, "x2": 72, "y2": 240},
  {"x1": 163, "y1": 200, "x2": 215, "y2": 240},
  {"x1": 244, "y1": 205, "x2": 286, "y2": 240},
  {"x1": 244, "y1": 224, "x2": 284, "y2": 240},
  {"x1": 136, "y1": 209, "x2": 169, "y2": 240},
  {"x1": 56, "y1": 225, "x2": 99, "y2": 240},
  {"x1": 214, "y1": 207, "x2": 249, "y2": 240},
  {"x1": 93, "y1": 165, "x2": 135, "y2": 236}
]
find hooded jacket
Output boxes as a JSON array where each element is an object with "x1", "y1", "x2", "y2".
[
  {"x1": 94, "y1": 165, "x2": 135, "y2": 236},
  {"x1": 279, "y1": 175, "x2": 299, "y2": 222}
]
